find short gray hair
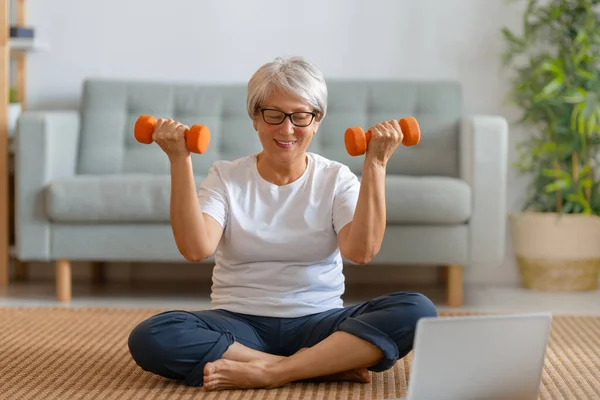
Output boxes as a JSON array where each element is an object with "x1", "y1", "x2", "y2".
[{"x1": 246, "y1": 56, "x2": 328, "y2": 122}]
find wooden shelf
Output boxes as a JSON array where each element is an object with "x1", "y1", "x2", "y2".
[
  {"x1": 1, "y1": 1, "x2": 50, "y2": 286},
  {"x1": 1, "y1": 0, "x2": 35, "y2": 286}
]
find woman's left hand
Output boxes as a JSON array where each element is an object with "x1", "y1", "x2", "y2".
[{"x1": 365, "y1": 120, "x2": 404, "y2": 166}]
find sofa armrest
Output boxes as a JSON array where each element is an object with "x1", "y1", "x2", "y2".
[
  {"x1": 15, "y1": 111, "x2": 80, "y2": 260},
  {"x1": 460, "y1": 115, "x2": 508, "y2": 268}
]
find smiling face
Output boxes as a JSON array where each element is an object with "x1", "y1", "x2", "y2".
[{"x1": 252, "y1": 89, "x2": 320, "y2": 165}]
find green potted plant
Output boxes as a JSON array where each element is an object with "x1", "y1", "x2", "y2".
[
  {"x1": 8, "y1": 86, "x2": 21, "y2": 138},
  {"x1": 501, "y1": 0, "x2": 600, "y2": 291}
]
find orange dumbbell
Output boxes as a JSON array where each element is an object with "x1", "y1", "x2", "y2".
[
  {"x1": 134, "y1": 115, "x2": 211, "y2": 154},
  {"x1": 344, "y1": 116, "x2": 421, "y2": 156}
]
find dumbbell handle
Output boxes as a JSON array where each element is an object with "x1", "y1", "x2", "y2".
[{"x1": 134, "y1": 115, "x2": 211, "y2": 154}]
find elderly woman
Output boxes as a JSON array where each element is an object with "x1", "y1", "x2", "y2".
[{"x1": 128, "y1": 56, "x2": 437, "y2": 391}]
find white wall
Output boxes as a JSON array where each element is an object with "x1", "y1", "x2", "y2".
[{"x1": 22, "y1": 0, "x2": 529, "y2": 286}]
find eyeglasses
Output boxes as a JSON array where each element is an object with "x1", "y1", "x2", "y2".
[{"x1": 259, "y1": 108, "x2": 316, "y2": 127}]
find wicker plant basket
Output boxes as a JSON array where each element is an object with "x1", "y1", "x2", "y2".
[{"x1": 509, "y1": 212, "x2": 600, "y2": 291}]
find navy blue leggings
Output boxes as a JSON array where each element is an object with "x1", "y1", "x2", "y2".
[{"x1": 128, "y1": 291, "x2": 437, "y2": 386}]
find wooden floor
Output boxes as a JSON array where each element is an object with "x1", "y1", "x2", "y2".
[{"x1": 1, "y1": 279, "x2": 600, "y2": 316}]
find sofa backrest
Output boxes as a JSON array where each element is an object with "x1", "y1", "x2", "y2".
[{"x1": 77, "y1": 78, "x2": 462, "y2": 177}]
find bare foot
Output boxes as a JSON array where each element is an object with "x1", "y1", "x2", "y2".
[
  {"x1": 293, "y1": 347, "x2": 371, "y2": 384},
  {"x1": 203, "y1": 348, "x2": 371, "y2": 390},
  {"x1": 203, "y1": 359, "x2": 278, "y2": 391}
]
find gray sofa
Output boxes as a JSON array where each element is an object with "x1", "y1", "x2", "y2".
[{"x1": 14, "y1": 78, "x2": 508, "y2": 305}]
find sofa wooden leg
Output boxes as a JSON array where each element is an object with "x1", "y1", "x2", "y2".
[
  {"x1": 447, "y1": 264, "x2": 463, "y2": 307},
  {"x1": 56, "y1": 259, "x2": 72, "y2": 303}
]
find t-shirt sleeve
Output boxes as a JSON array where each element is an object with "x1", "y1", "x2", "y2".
[
  {"x1": 197, "y1": 163, "x2": 229, "y2": 228},
  {"x1": 332, "y1": 165, "x2": 361, "y2": 233}
]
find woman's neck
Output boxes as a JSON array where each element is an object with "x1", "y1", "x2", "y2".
[{"x1": 256, "y1": 152, "x2": 308, "y2": 186}]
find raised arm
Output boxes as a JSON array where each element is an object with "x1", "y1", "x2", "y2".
[
  {"x1": 153, "y1": 118, "x2": 224, "y2": 262},
  {"x1": 170, "y1": 155, "x2": 224, "y2": 262},
  {"x1": 337, "y1": 119, "x2": 403, "y2": 264}
]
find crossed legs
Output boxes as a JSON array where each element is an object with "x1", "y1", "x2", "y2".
[{"x1": 128, "y1": 292, "x2": 437, "y2": 390}]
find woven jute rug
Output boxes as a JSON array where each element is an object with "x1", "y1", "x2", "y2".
[{"x1": 1, "y1": 307, "x2": 599, "y2": 400}]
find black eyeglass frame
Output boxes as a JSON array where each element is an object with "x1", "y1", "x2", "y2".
[{"x1": 259, "y1": 108, "x2": 317, "y2": 127}]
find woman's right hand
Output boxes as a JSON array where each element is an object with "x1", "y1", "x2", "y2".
[{"x1": 153, "y1": 118, "x2": 190, "y2": 159}]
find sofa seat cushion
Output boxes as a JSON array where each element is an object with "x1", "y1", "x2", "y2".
[
  {"x1": 45, "y1": 174, "x2": 471, "y2": 225},
  {"x1": 377, "y1": 175, "x2": 471, "y2": 224},
  {"x1": 45, "y1": 174, "x2": 204, "y2": 223}
]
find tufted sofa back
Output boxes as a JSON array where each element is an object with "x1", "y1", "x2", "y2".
[{"x1": 77, "y1": 79, "x2": 462, "y2": 177}]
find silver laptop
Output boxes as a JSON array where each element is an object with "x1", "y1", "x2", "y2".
[{"x1": 395, "y1": 312, "x2": 552, "y2": 400}]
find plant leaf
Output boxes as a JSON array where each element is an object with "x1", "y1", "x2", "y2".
[{"x1": 544, "y1": 179, "x2": 571, "y2": 193}]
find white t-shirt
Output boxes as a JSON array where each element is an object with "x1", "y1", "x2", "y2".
[{"x1": 196, "y1": 152, "x2": 361, "y2": 318}]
